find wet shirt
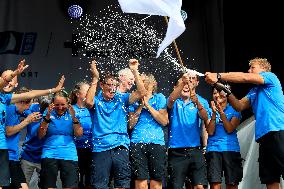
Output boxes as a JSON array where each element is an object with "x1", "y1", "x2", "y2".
[
  {"x1": 206, "y1": 104, "x2": 241, "y2": 152},
  {"x1": 42, "y1": 110, "x2": 78, "y2": 161},
  {"x1": 0, "y1": 93, "x2": 12, "y2": 149},
  {"x1": 73, "y1": 104, "x2": 92, "y2": 149},
  {"x1": 89, "y1": 92, "x2": 130, "y2": 152},
  {"x1": 246, "y1": 72, "x2": 284, "y2": 140},
  {"x1": 168, "y1": 95, "x2": 210, "y2": 148},
  {"x1": 21, "y1": 103, "x2": 45, "y2": 163},
  {"x1": 129, "y1": 93, "x2": 167, "y2": 145}
]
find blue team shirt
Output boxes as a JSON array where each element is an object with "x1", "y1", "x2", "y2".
[
  {"x1": 73, "y1": 104, "x2": 92, "y2": 149},
  {"x1": 42, "y1": 110, "x2": 78, "y2": 161},
  {"x1": 246, "y1": 72, "x2": 284, "y2": 140},
  {"x1": 21, "y1": 103, "x2": 45, "y2": 163},
  {"x1": 89, "y1": 92, "x2": 130, "y2": 152},
  {"x1": 0, "y1": 93, "x2": 12, "y2": 149},
  {"x1": 129, "y1": 93, "x2": 167, "y2": 145},
  {"x1": 168, "y1": 95, "x2": 209, "y2": 148},
  {"x1": 5, "y1": 104, "x2": 29, "y2": 161},
  {"x1": 206, "y1": 104, "x2": 242, "y2": 152}
]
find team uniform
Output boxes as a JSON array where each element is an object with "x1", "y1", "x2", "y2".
[
  {"x1": 167, "y1": 95, "x2": 209, "y2": 188},
  {"x1": 89, "y1": 92, "x2": 131, "y2": 188},
  {"x1": 0, "y1": 93, "x2": 12, "y2": 187},
  {"x1": 206, "y1": 104, "x2": 243, "y2": 185},
  {"x1": 73, "y1": 104, "x2": 92, "y2": 188},
  {"x1": 129, "y1": 93, "x2": 167, "y2": 182},
  {"x1": 40, "y1": 110, "x2": 79, "y2": 188},
  {"x1": 246, "y1": 72, "x2": 284, "y2": 184}
]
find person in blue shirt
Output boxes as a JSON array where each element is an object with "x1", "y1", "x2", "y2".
[
  {"x1": 70, "y1": 81, "x2": 92, "y2": 189},
  {"x1": 0, "y1": 59, "x2": 65, "y2": 189},
  {"x1": 20, "y1": 95, "x2": 52, "y2": 186},
  {"x1": 205, "y1": 57, "x2": 284, "y2": 189},
  {"x1": 128, "y1": 73, "x2": 169, "y2": 189},
  {"x1": 167, "y1": 72, "x2": 209, "y2": 189},
  {"x1": 5, "y1": 87, "x2": 42, "y2": 189},
  {"x1": 85, "y1": 59, "x2": 146, "y2": 189},
  {"x1": 117, "y1": 68, "x2": 135, "y2": 93},
  {"x1": 205, "y1": 82, "x2": 243, "y2": 189},
  {"x1": 38, "y1": 91, "x2": 83, "y2": 189}
]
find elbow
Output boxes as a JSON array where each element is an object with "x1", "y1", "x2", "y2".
[{"x1": 85, "y1": 100, "x2": 93, "y2": 109}]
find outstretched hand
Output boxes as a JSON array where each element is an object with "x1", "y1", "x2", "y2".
[
  {"x1": 54, "y1": 75, "x2": 65, "y2": 93},
  {"x1": 15, "y1": 59, "x2": 29, "y2": 75}
]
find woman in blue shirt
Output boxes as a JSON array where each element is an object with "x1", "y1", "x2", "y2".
[
  {"x1": 205, "y1": 82, "x2": 243, "y2": 189},
  {"x1": 70, "y1": 81, "x2": 92, "y2": 189},
  {"x1": 38, "y1": 91, "x2": 83, "y2": 189},
  {"x1": 128, "y1": 73, "x2": 169, "y2": 189}
]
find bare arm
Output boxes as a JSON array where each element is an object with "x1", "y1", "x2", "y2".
[
  {"x1": 38, "y1": 104, "x2": 53, "y2": 139},
  {"x1": 205, "y1": 72, "x2": 264, "y2": 85},
  {"x1": 167, "y1": 74, "x2": 190, "y2": 109},
  {"x1": 227, "y1": 94, "x2": 250, "y2": 112},
  {"x1": 220, "y1": 112, "x2": 240, "y2": 133},
  {"x1": 145, "y1": 106, "x2": 169, "y2": 126},
  {"x1": 0, "y1": 59, "x2": 29, "y2": 89},
  {"x1": 68, "y1": 105, "x2": 83, "y2": 137},
  {"x1": 11, "y1": 75, "x2": 65, "y2": 104},
  {"x1": 85, "y1": 60, "x2": 99, "y2": 109},
  {"x1": 128, "y1": 59, "x2": 147, "y2": 104},
  {"x1": 6, "y1": 112, "x2": 41, "y2": 136},
  {"x1": 128, "y1": 105, "x2": 143, "y2": 130},
  {"x1": 206, "y1": 114, "x2": 217, "y2": 136}
]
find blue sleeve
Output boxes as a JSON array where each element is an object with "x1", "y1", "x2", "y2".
[
  {"x1": 5, "y1": 106, "x2": 17, "y2": 126},
  {"x1": 246, "y1": 87, "x2": 257, "y2": 105},
  {"x1": 232, "y1": 109, "x2": 242, "y2": 120},
  {"x1": 157, "y1": 93, "x2": 167, "y2": 110},
  {"x1": 259, "y1": 72, "x2": 277, "y2": 86}
]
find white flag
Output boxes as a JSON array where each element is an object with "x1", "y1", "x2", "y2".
[{"x1": 118, "y1": 0, "x2": 185, "y2": 58}]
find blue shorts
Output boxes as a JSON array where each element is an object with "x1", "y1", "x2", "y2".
[{"x1": 91, "y1": 146, "x2": 131, "y2": 189}]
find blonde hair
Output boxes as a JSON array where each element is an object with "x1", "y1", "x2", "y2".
[
  {"x1": 249, "y1": 57, "x2": 271, "y2": 72},
  {"x1": 142, "y1": 73, "x2": 158, "y2": 93}
]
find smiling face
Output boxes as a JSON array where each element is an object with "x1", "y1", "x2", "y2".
[
  {"x1": 177, "y1": 73, "x2": 199, "y2": 98},
  {"x1": 53, "y1": 96, "x2": 68, "y2": 116},
  {"x1": 213, "y1": 88, "x2": 227, "y2": 105},
  {"x1": 119, "y1": 72, "x2": 135, "y2": 91},
  {"x1": 100, "y1": 78, "x2": 118, "y2": 101},
  {"x1": 1, "y1": 70, "x2": 18, "y2": 93}
]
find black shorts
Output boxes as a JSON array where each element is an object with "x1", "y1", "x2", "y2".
[
  {"x1": 168, "y1": 148, "x2": 207, "y2": 188},
  {"x1": 130, "y1": 143, "x2": 166, "y2": 181},
  {"x1": 8, "y1": 160, "x2": 27, "y2": 189},
  {"x1": 77, "y1": 148, "x2": 92, "y2": 186},
  {"x1": 40, "y1": 158, "x2": 79, "y2": 188},
  {"x1": 0, "y1": 150, "x2": 10, "y2": 187},
  {"x1": 205, "y1": 151, "x2": 243, "y2": 185},
  {"x1": 258, "y1": 130, "x2": 284, "y2": 184}
]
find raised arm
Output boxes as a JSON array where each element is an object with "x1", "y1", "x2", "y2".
[
  {"x1": 129, "y1": 59, "x2": 147, "y2": 104},
  {"x1": 128, "y1": 104, "x2": 143, "y2": 130},
  {"x1": 38, "y1": 104, "x2": 53, "y2": 139},
  {"x1": 68, "y1": 105, "x2": 83, "y2": 137},
  {"x1": 85, "y1": 60, "x2": 99, "y2": 109},
  {"x1": 0, "y1": 59, "x2": 29, "y2": 89},
  {"x1": 167, "y1": 74, "x2": 188, "y2": 109},
  {"x1": 206, "y1": 101, "x2": 217, "y2": 135},
  {"x1": 10, "y1": 75, "x2": 65, "y2": 104}
]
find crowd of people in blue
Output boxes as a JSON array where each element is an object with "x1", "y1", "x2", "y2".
[{"x1": 0, "y1": 57, "x2": 283, "y2": 189}]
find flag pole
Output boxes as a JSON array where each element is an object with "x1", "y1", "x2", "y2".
[{"x1": 164, "y1": 16, "x2": 184, "y2": 66}]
